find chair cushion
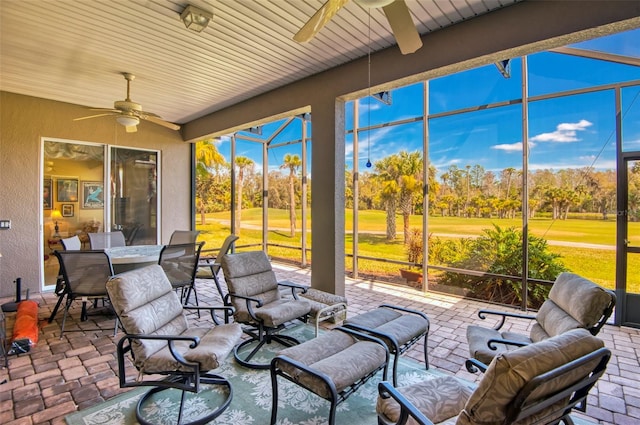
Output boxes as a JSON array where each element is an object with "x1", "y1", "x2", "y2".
[
  {"x1": 142, "y1": 324, "x2": 242, "y2": 373},
  {"x1": 533, "y1": 299, "x2": 583, "y2": 340},
  {"x1": 254, "y1": 298, "x2": 311, "y2": 327},
  {"x1": 540, "y1": 272, "x2": 613, "y2": 330},
  {"x1": 458, "y1": 328, "x2": 604, "y2": 425},
  {"x1": 346, "y1": 307, "x2": 428, "y2": 352},
  {"x1": 277, "y1": 330, "x2": 387, "y2": 398},
  {"x1": 377, "y1": 375, "x2": 474, "y2": 425}
]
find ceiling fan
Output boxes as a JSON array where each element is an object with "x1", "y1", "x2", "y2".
[
  {"x1": 74, "y1": 73, "x2": 180, "y2": 133},
  {"x1": 293, "y1": 0, "x2": 422, "y2": 55}
]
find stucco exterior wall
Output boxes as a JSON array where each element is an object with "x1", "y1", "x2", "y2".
[{"x1": 0, "y1": 92, "x2": 190, "y2": 297}]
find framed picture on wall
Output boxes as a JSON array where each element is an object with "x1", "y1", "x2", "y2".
[
  {"x1": 43, "y1": 178, "x2": 52, "y2": 210},
  {"x1": 81, "y1": 181, "x2": 104, "y2": 209},
  {"x1": 57, "y1": 178, "x2": 78, "y2": 202},
  {"x1": 61, "y1": 204, "x2": 74, "y2": 217}
]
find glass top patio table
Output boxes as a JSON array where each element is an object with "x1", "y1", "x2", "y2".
[{"x1": 106, "y1": 245, "x2": 163, "y2": 272}]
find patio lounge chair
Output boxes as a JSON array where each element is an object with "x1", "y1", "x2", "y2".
[
  {"x1": 378, "y1": 328, "x2": 611, "y2": 425},
  {"x1": 221, "y1": 250, "x2": 311, "y2": 369},
  {"x1": 106, "y1": 264, "x2": 242, "y2": 425},
  {"x1": 466, "y1": 272, "x2": 615, "y2": 367}
]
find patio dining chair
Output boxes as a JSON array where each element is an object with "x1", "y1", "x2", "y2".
[
  {"x1": 196, "y1": 234, "x2": 239, "y2": 300},
  {"x1": 52, "y1": 250, "x2": 116, "y2": 338},
  {"x1": 47, "y1": 235, "x2": 83, "y2": 323},
  {"x1": 168, "y1": 229, "x2": 201, "y2": 245},
  {"x1": 158, "y1": 242, "x2": 204, "y2": 308},
  {"x1": 466, "y1": 272, "x2": 615, "y2": 368},
  {"x1": 88, "y1": 231, "x2": 126, "y2": 249}
]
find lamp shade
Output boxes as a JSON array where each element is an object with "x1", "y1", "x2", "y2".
[
  {"x1": 116, "y1": 115, "x2": 140, "y2": 127},
  {"x1": 51, "y1": 209, "x2": 62, "y2": 219}
]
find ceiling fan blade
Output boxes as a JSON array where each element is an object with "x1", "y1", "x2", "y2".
[
  {"x1": 73, "y1": 113, "x2": 117, "y2": 121},
  {"x1": 89, "y1": 108, "x2": 119, "y2": 113},
  {"x1": 125, "y1": 125, "x2": 137, "y2": 133},
  {"x1": 383, "y1": 0, "x2": 422, "y2": 55},
  {"x1": 142, "y1": 114, "x2": 181, "y2": 131},
  {"x1": 293, "y1": 0, "x2": 350, "y2": 43}
]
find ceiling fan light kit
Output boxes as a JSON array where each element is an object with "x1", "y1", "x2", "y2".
[
  {"x1": 116, "y1": 115, "x2": 140, "y2": 127},
  {"x1": 354, "y1": 0, "x2": 394, "y2": 7},
  {"x1": 181, "y1": 5, "x2": 213, "y2": 32},
  {"x1": 73, "y1": 72, "x2": 180, "y2": 133}
]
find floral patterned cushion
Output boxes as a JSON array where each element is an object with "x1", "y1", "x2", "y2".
[
  {"x1": 377, "y1": 375, "x2": 474, "y2": 425},
  {"x1": 277, "y1": 330, "x2": 387, "y2": 398}
]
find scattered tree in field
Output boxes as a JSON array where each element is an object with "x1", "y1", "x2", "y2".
[
  {"x1": 280, "y1": 154, "x2": 301, "y2": 237},
  {"x1": 235, "y1": 156, "x2": 255, "y2": 234}
]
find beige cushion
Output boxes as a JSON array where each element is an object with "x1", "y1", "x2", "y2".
[
  {"x1": 458, "y1": 328, "x2": 604, "y2": 425},
  {"x1": 345, "y1": 307, "x2": 428, "y2": 349},
  {"x1": 538, "y1": 272, "x2": 613, "y2": 331},
  {"x1": 466, "y1": 325, "x2": 531, "y2": 365},
  {"x1": 377, "y1": 375, "x2": 474, "y2": 425},
  {"x1": 277, "y1": 330, "x2": 387, "y2": 398}
]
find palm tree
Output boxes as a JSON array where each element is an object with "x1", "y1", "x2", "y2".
[
  {"x1": 195, "y1": 140, "x2": 226, "y2": 225},
  {"x1": 235, "y1": 156, "x2": 254, "y2": 234},
  {"x1": 396, "y1": 151, "x2": 423, "y2": 243},
  {"x1": 280, "y1": 154, "x2": 301, "y2": 237},
  {"x1": 374, "y1": 155, "x2": 401, "y2": 241}
]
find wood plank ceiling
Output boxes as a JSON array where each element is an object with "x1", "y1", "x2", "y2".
[{"x1": 0, "y1": 0, "x2": 519, "y2": 125}]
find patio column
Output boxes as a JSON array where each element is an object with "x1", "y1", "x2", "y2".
[{"x1": 310, "y1": 97, "x2": 346, "y2": 296}]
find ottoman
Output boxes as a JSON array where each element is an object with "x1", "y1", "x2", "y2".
[
  {"x1": 270, "y1": 326, "x2": 389, "y2": 425},
  {"x1": 344, "y1": 304, "x2": 430, "y2": 385}
]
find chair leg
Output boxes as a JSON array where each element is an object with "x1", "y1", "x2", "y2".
[
  {"x1": 60, "y1": 298, "x2": 73, "y2": 339},
  {"x1": 48, "y1": 293, "x2": 66, "y2": 323}
]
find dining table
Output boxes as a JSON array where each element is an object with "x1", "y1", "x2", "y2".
[{"x1": 106, "y1": 244, "x2": 164, "y2": 274}]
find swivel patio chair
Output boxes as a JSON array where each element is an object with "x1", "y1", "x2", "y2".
[
  {"x1": 466, "y1": 272, "x2": 615, "y2": 368},
  {"x1": 106, "y1": 264, "x2": 242, "y2": 425},
  {"x1": 51, "y1": 250, "x2": 116, "y2": 337},
  {"x1": 196, "y1": 234, "x2": 239, "y2": 300},
  {"x1": 169, "y1": 229, "x2": 201, "y2": 245},
  {"x1": 158, "y1": 242, "x2": 204, "y2": 308},
  {"x1": 221, "y1": 250, "x2": 311, "y2": 369},
  {"x1": 88, "y1": 231, "x2": 126, "y2": 249},
  {"x1": 378, "y1": 328, "x2": 611, "y2": 425}
]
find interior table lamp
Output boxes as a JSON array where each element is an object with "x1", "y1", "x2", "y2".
[{"x1": 51, "y1": 209, "x2": 62, "y2": 238}]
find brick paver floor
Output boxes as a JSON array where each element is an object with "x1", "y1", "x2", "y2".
[{"x1": 1, "y1": 262, "x2": 638, "y2": 424}]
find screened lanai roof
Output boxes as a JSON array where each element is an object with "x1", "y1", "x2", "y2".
[{"x1": 1, "y1": 0, "x2": 638, "y2": 134}]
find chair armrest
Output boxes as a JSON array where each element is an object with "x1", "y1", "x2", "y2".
[
  {"x1": 184, "y1": 305, "x2": 235, "y2": 324},
  {"x1": 477, "y1": 309, "x2": 536, "y2": 331},
  {"x1": 487, "y1": 338, "x2": 528, "y2": 350},
  {"x1": 380, "y1": 304, "x2": 429, "y2": 322},
  {"x1": 465, "y1": 358, "x2": 489, "y2": 373},
  {"x1": 225, "y1": 293, "x2": 264, "y2": 321},
  {"x1": 278, "y1": 281, "x2": 308, "y2": 299},
  {"x1": 378, "y1": 381, "x2": 434, "y2": 425},
  {"x1": 117, "y1": 334, "x2": 200, "y2": 369}
]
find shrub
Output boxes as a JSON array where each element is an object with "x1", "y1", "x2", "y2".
[{"x1": 435, "y1": 224, "x2": 567, "y2": 308}]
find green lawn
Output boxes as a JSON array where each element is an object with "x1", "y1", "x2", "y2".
[{"x1": 198, "y1": 208, "x2": 635, "y2": 292}]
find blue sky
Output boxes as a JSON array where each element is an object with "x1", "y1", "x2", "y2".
[{"x1": 215, "y1": 28, "x2": 640, "y2": 178}]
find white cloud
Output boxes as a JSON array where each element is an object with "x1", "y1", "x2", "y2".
[
  {"x1": 530, "y1": 119, "x2": 592, "y2": 143},
  {"x1": 492, "y1": 142, "x2": 523, "y2": 152}
]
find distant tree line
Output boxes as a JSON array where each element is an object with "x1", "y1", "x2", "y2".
[{"x1": 346, "y1": 150, "x2": 621, "y2": 242}]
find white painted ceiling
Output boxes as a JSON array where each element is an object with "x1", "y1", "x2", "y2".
[{"x1": 0, "y1": 0, "x2": 519, "y2": 125}]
